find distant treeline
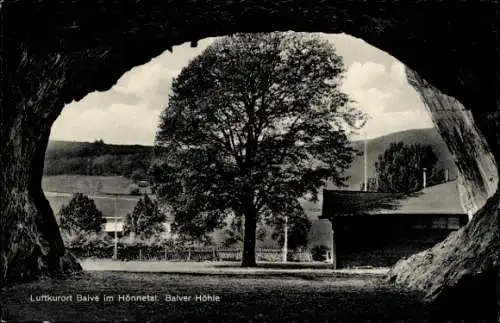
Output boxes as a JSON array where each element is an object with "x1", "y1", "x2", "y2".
[{"x1": 44, "y1": 140, "x2": 155, "y2": 179}]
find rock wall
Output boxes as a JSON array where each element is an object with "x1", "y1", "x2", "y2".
[
  {"x1": 406, "y1": 68, "x2": 498, "y2": 217},
  {"x1": 389, "y1": 191, "x2": 499, "y2": 318},
  {"x1": 388, "y1": 69, "x2": 499, "y2": 318}
]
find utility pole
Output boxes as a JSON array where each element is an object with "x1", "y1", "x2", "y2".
[
  {"x1": 282, "y1": 216, "x2": 288, "y2": 263},
  {"x1": 363, "y1": 132, "x2": 368, "y2": 191},
  {"x1": 423, "y1": 168, "x2": 427, "y2": 189},
  {"x1": 113, "y1": 194, "x2": 118, "y2": 260}
]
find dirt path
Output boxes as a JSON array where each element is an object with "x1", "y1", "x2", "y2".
[{"x1": 80, "y1": 259, "x2": 390, "y2": 275}]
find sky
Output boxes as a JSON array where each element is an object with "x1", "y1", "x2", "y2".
[{"x1": 50, "y1": 33, "x2": 434, "y2": 145}]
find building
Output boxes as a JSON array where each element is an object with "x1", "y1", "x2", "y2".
[
  {"x1": 103, "y1": 218, "x2": 172, "y2": 238},
  {"x1": 320, "y1": 180, "x2": 468, "y2": 268}
]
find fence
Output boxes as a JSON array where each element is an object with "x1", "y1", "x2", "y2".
[{"x1": 70, "y1": 245, "x2": 313, "y2": 262}]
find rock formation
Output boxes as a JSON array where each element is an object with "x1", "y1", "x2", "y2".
[{"x1": 388, "y1": 69, "x2": 499, "y2": 318}]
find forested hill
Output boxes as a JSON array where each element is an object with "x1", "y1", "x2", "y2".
[
  {"x1": 44, "y1": 140, "x2": 154, "y2": 179},
  {"x1": 45, "y1": 140, "x2": 153, "y2": 159},
  {"x1": 44, "y1": 128, "x2": 457, "y2": 185}
]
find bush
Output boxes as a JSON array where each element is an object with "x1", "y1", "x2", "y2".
[
  {"x1": 288, "y1": 248, "x2": 313, "y2": 262},
  {"x1": 128, "y1": 185, "x2": 141, "y2": 196},
  {"x1": 63, "y1": 230, "x2": 114, "y2": 258},
  {"x1": 65, "y1": 230, "x2": 177, "y2": 260},
  {"x1": 119, "y1": 234, "x2": 170, "y2": 247},
  {"x1": 131, "y1": 169, "x2": 147, "y2": 182},
  {"x1": 311, "y1": 245, "x2": 329, "y2": 261}
]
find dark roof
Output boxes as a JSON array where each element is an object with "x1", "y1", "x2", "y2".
[{"x1": 321, "y1": 180, "x2": 466, "y2": 218}]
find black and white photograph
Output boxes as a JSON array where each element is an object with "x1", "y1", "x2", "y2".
[{"x1": 1, "y1": 1, "x2": 499, "y2": 322}]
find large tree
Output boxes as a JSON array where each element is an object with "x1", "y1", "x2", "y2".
[
  {"x1": 152, "y1": 32, "x2": 365, "y2": 267},
  {"x1": 123, "y1": 194, "x2": 166, "y2": 239},
  {"x1": 59, "y1": 193, "x2": 106, "y2": 234},
  {"x1": 371, "y1": 142, "x2": 445, "y2": 193}
]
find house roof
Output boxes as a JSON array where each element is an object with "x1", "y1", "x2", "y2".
[{"x1": 321, "y1": 180, "x2": 466, "y2": 218}]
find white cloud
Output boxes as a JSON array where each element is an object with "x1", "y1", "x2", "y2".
[
  {"x1": 50, "y1": 38, "x2": 218, "y2": 145},
  {"x1": 342, "y1": 61, "x2": 434, "y2": 139},
  {"x1": 51, "y1": 103, "x2": 162, "y2": 145},
  {"x1": 114, "y1": 59, "x2": 179, "y2": 98}
]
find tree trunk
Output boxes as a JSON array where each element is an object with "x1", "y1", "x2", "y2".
[
  {"x1": 0, "y1": 124, "x2": 82, "y2": 286},
  {"x1": 241, "y1": 206, "x2": 257, "y2": 267},
  {"x1": 388, "y1": 69, "x2": 500, "y2": 318},
  {"x1": 0, "y1": 45, "x2": 82, "y2": 286}
]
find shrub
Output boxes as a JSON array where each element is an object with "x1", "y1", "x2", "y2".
[
  {"x1": 128, "y1": 185, "x2": 141, "y2": 196},
  {"x1": 288, "y1": 248, "x2": 313, "y2": 262},
  {"x1": 63, "y1": 230, "x2": 114, "y2": 258},
  {"x1": 311, "y1": 245, "x2": 329, "y2": 261},
  {"x1": 131, "y1": 169, "x2": 147, "y2": 182}
]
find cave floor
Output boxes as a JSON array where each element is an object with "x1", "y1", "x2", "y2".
[{"x1": 0, "y1": 270, "x2": 488, "y2": 322}]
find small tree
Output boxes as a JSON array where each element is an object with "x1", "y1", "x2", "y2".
[
  {"x1": 123, "y1": 194, "x2": 166, "y2": 239},
  {"x1": 59, "y1": 193, "x2": 106, "y2": 234}
]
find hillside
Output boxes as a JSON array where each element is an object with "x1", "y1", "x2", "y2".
[
  {"x1": 46, "y1": 140, "x2": 153, "y2": 159},
  {"x1": 45, "y1": 128, "x2": 456, "y2": 188},
  {"x1": 44, "y1": 140, "x2": 154, "y2": 178}
]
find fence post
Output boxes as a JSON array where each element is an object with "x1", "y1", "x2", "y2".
[
  {"x1": 188, "y1": 247, "x2": 191, "y2": 261},
  {"x1": 212, "y1": 247, "x2": 216, "y2": 261},
  {"x1": 139, "y1": 248, "x2": 142, "y2": 261},
  {"x1": 164, "y1": 245, "x2": 167, "y2": 261}
]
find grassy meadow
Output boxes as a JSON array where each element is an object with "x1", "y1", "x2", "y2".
[{"x1": 1, "y1": 270, "x2": 430, "y2": 322}]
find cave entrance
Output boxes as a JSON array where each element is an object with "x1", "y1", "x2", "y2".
[
  {"x1": 1, "y1": 1, "x2": 499, "y2": 320},
  {"x1": 44, "y1": 33, "x2": 470, "y2": 268}
]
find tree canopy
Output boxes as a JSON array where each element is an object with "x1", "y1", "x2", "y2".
[
  {"x1": 369, "y1": 142, "x2": 445, "y2": 193},
  {"x1": 151, "y1": 32, "x2": 365, "y2": 266},
  {"x1": 59, "y1": 193, "x2": 106, "y2": 234}
]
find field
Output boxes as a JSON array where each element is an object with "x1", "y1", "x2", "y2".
[
  {"x1": 42, "y1": 174, "x2": 143, "y2": 195},
  {"x1": 1, "y1": 263, "x2": 430, "y2": 322},
  {"x1": 46, "y1": 191, "x2": 140, "y2": 220},
  {"x1": 43, "y1": 175, "x2": 145, "y2": 220}
]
